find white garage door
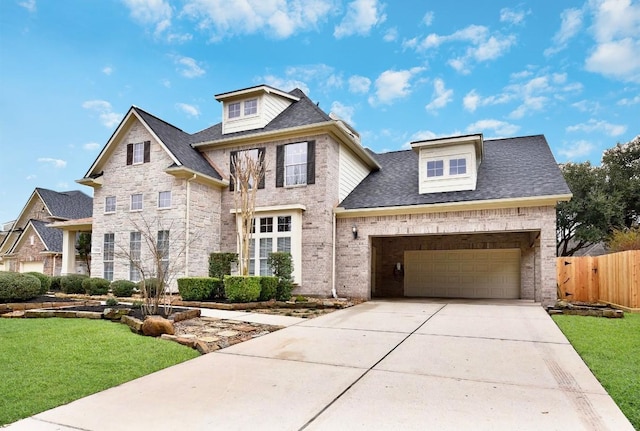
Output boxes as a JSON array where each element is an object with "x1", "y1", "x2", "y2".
[
  {"x1": 404, "y1": 249, "x2": 521, "y2": 299},
  {"x1": 21, "y1": 261, "x2": 44, "y2": 273}
]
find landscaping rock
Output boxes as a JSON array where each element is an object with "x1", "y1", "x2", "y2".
[
  {"x1": 195, "y1": 341, "x2": 210, "y2": 355},
  {"x1": 103, "y1": 308, "x2": 131, "y2": 321},
  {"x1": 142, "y1": 315, "x2": 175, "y2": 337},
  {"x1": 121, "y1": 315, "x2": 143, "y2": 334}
]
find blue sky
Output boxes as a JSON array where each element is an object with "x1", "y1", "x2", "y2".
[{"x1": 0, "y1": 0, "x2": 638, "y2": 223}]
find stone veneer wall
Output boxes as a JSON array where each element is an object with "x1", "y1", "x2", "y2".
[
  {"x1": 185, "y1": 180, "x2": 222, "y2": 277},
  {"x1": 204, "y1": 133, "x2": 340, "y2": 296},
  {"x1": 335, "y1": 205, "x2": 557, "y2": 306}
]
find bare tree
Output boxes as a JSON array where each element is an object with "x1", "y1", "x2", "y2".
[
  {"x1": 231, "y1": 149, "x2": 266, "y2": 275},
  {"x1": 116, "y1": 215, "x2": 188, "y2": 316}
]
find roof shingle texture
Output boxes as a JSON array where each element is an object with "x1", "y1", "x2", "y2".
[
  {"x1": 36, "y1": 188, "x2": 93, "y2": 219},
  {"x1": 30, "y1": 219, "x2": 63, "y2": 252},
  {"x1": 339, "y1": 135, "x2": 571, "y2": 209}
]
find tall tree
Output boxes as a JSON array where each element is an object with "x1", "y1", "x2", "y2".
[
  {"x1": 601, "y1": 135, "x2": 640, "y2": 228},
  {"x1": 556, "y1": 162, "x2": 623, "y2": 256}
]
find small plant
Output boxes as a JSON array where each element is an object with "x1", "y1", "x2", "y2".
[
  {"x1": 50, "y1": 276, "x2": 62, "y2": 291},
  {"x1": 0, "y1": 272, "x2": 41, "y2": 302},
  {"x1": 295, "y1": 295, "x2": 307, "y2": 303},
  {"x1": 131, "y1": 300, "x2": 143, "y2": 309},
  {"x1": 105, "y1": 297, "x2": 119, "y2": 306},
  {"x1": 224, "y1": 276, "x2": 261, "y2": 303},
  {"x1": 111, "y1": 280, "x2": 136, "y2": 297},
  {"x1": 60, "y1": 274, "x2": 89, "y2": 294},
  {"x1": 177, "y1": 277, "x2": 218, "y2": 301},
  {"x1": 608, "y1": 227, "x2": 640, "y2": 252},
  {"x1": 24, "y1": 272, "x2": 51, "y2": 294},
  {"x1": 82, "y1": 278, "x2": 110, "y2": 295}
]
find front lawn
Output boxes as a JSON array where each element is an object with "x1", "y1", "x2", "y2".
[
  {"x1": 553, "y1": 313, "x2": 640, "y2": 429},
  {"x1": 0, "y1": 318, "x2": 199, "y2": 426}
]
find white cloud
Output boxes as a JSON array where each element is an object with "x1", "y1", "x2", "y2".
[
  {"x1": 37, "y1": 158, "x2": 67, "y2": 168},
  {"x1": 261, "y1": 64, "x2": 341, "y2": 95},
  {"x1": 566, "y1": 118, "x2": 627, "y2": 136},
  {"x1": 82, "y1": 100, "x2": 122, "y2": 128},
  {"x1": 19, "y1": 0, "x2": 36, "y2": 13},
  {"x1": 161, "y1": 79, "x2": 171, "y2": 88},
  {"x1": 618, "y1": 94, "x2": 640, "y2": 105},
  {"x1": 500, "y1": 8, "x2": 527, "y2": 25},
  {"x1": 466, "y1": 119, "x2": 520, "y2": 137},
  {"x1": 368, "y1": 67, "x2": 425, "y2": 105},
  {"x1": 348, "y1": 75, "x2": 371, "y2": 94},
  {"x1": 172, "y1": 55, "x2": 205, "y2": 78},
  {"x1": 56, "y1": 182, "x2": 69, "y2": 189},
  {"x1": 425, "y1": 78, "x2": 453, "y2": 112},
  {"x1": 402, "y1": 129, "x2": 462, "y2": 149},
  {"x1": 262, "y1": 75, "x2": 310, "y2": 95},
  {"x1": 422, "y1": 11, "x2": 434, "y2": 26},
  {"x1": 175, "y1": 102, "x2": 200, "y2": 118},
  {"x1": 572, "y1": 99, "x2": 601, "y2": 113},
  {"x1": 26, "y1": 174, "x2": 37, "y2": 180},
  {"x1": 558, "y1": 140, "x2": 596, "y2": 160},
  {"x1": 463, "y1": 90, "x2": 480, "y2": 112},
  {"x1": 544, "y1": 8, "x2": 583, "y2": 56},
  {"x1": 585, "y1": 0, "x2": 640, "y2": 83},
  {"x1": 83, "y1": 142, "x2": 101, "y2": 151},
  {"x1": 123, "y1": 0, "x2": 173, "y2": 36},
  {"x1": 334, "y1": 0, "x2": 386, "y2": 38},
  {"x1": 181, "y1": 0, "x2": 334, "y2": 40},
  {"x1": 102, "y1": 66, "x2": 113, "y2": 75},
  {"x1": 330, "y1": 101, "x2": 356, "y2": 125},
  {"x1": 383, "y1": 27, "x2": 397, "y2": 42}
]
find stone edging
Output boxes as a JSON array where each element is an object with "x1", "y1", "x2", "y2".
[{"x1": 174, "y1": 299, "x2": 353, "y2": 310}]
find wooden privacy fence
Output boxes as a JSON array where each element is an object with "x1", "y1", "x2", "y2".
[{"x1": 557, "y1": 250, "x2": 640, "y2": 310}]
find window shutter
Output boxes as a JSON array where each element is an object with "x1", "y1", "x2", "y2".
[
  {"x1": 126, "y1": 144, "x2": 133, "y2": 165},
  {"x1": 258, "y1": 147, "x2": 266, "y2": 189},
  {"x1": 306, "y1": 140, "x2": 316, "y2": 185},
  {"x1": 229, "y1": 151, "x2": 237, "y2": 192},
  {"x1": 143, "y1": 141, "x2": 151, "y2": 163},
  {"x1": 276, "y1": 145, "x2": 284, "y2": 188}
]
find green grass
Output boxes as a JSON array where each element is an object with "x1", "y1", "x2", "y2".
[
  {"x1": 553, "y1": 313, "x2": 640, "y2": 429},
  {"x1": 0, "y1": 318, "x2": 199, "y2": 426}
]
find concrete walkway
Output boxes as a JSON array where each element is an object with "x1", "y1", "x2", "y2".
[{"x1": 6, "y1": 300, "x2": 633, "y2": 430}]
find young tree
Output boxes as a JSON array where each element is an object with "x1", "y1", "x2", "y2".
[
  {"x1": 116, "y1": 215, "x2": 188, "y2": 316},
  {"x1": 75, "y1": 232, "x2": 92, "y2": 276},
  {"x1": 231, "y1": 149, "x2": 265, "y2": 275},
  {"x1": 556, "y1": 162, "x2": 623, "y2": 256}
]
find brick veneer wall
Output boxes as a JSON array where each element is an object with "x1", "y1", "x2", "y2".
[
  {"x1": 204, "y1": 132, "x2": 341, "y2": 296},
  {"x1": 335, "y1": 205, "x2": 558, "y2": 306}
]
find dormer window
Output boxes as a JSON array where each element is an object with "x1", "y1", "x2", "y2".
[
  {"x1": 426, "y1": 160, "x2": 444, "y2": 177},
  {"x1": 244, "y1": 99, "x2": 257, "y2": 116},
  {"x1": 449, "y1": 158, "x2": 467, "y2": 175},
  {"x1": 228, "y1": 102, "x2": 241, "y2": 119},
  {"x1": 228, "y1": 99, "x2": 258, "y2": 120}
]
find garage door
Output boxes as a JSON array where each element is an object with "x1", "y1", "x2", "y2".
[
  {"x1": 21, "y1": 261, "x2": 44, "y2": 273},
  {"x1": 404, "y1": 249, "x2": 520, "y2": 299}
]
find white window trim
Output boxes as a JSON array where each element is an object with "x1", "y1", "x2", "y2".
[
  {"x1": 284, "y1": 141, "x2": 308, "y2": 187},
  {"x1": 130, "y1": 193, "x2": 143, "y2": 212},
  {"x1": 158, "y1": 191, "x2": 171, "y2": 209},
  {"x1": 423, "y1": 155, "x2": 471, "y2": 181},
  {"x1": 104, "y1": 196, "x2": 116, "y2": 214},
  {"x1": 132, "y1": 142, "x2": 144, "y2": 165},
  {"x1": 227, "y1": 98, "x2": 260, "y2": 121}
]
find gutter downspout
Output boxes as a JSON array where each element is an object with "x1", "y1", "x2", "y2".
[
  {"x1": 185, "y1": 173, "x2": 197, "y2": 277},
  {"x1": 331, "y1": 211, "x2": 338, "y2": 298}
]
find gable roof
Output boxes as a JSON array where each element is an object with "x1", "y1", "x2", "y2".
[
  {"x1": 339, "y1": 135, "x2": 571, "y2": 210},
  {"x1": 8, "y1": 219, "x2": 63, "y2": 254},
  {"x1": 36, "y1": 188, "x2": 93, "y2": 220},
  {"x1": 191, "y1": 88, "x2": 333, "y2": 145}
]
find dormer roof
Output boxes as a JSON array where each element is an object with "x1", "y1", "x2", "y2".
[
  {"x1": 410, "y1": 133, "x2": 484, "y2": 161},
  {"x1": 214, "y1": 85, "x2": 300, "y2": 103}
]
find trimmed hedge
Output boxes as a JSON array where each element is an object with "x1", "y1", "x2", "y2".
[
  {"x1": 224, "y1": 276, "x2": 261, "y2": 303},
  {"x1": 82, "y1": 277, "x2": 110, "y2": 295},
  {"x1": 60, "y1": 274, "x2": 89, "y2": 294},
  {"x1": 268, "y1": 252, "x2": 294, "y2": 301},
  {"x1": 111, "y1": 280, "x2": 136, "y2": 297},
  {"x1": 258, "y1": 276, "x2": 278, "y2": 301},
  {"x1": 50, "y1": 276, "x2": 62, "y2": 291},
  {"x1": 177, "y1": 277, "x2": 219, "y2": 301},
  {"x1": 0, "y1": 271, "x2": 41, "y2": 302},
  {"x1": 209, "y1": 253, "x2": 238, "y2": 299},
  {"x1": 24, "y1": 272, "x2": 51, "y2": 295}
]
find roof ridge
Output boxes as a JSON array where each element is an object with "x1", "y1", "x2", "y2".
[
  {"x1": 486, "y1": 134, "x2": 543, "y2": 142},
  {"x1": 133, "y1": 106, "x2": 187, "y2": 134}
]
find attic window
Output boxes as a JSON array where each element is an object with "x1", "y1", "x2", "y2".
[
  {"x1": 244, "y1": 99, "x2": 257, "y2": 116},
  {"x1": 426, "y1": 160, "x2": 444, "y2": 177},
  {"x1": 127, "y1": 141, "x2": 150, "y2": 165},
  {"x1": 228, "y1": 102, "x2": 241, "y2": 119},
  {"x1": 450, "y1": 158, "x2": 467, "y2": 175}
]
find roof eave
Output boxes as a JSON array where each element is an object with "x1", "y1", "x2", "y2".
[{"x1": 164, "y1": 166, "x2": 229, "y2": 188}]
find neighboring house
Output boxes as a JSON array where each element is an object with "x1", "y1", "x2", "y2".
[
  {"x1": 0, "y1": 188, "x2": 93, "y2": 275},
  {"x1": 77, "y1": 84, "x2": 571, "y2": 306}
]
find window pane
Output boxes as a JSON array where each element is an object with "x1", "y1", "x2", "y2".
[
  {"x1": 103, "y1": 233, "x2": 115, "y2": 281},
  {"x1": 450, "y1": 158, "x2": 467, "y2": 175},
  {"x1": 105, "y1": 196, "x2": 116, "y2": 213},
  {"x1": 259, "y1": 238, "x2": 272, "y2": 276},
  {"x1": 244, "y1": 99, "x2": 257, "y2": 116},
  {"x1": 260, "y1": 217, "x2": 273, "y2": 233},
  {"x1": 277, "y1": 216, "x2": 291, "y2": 232},
  {"x1": 248, "y1": 239, "x2": 255, "y2": 276},
  {"x1": 284, "y1": 142, "x2": 307, "y2": 186},
  {"x1": 277, "y1": 237, "x2": 291, "y2": 253},
  {"x1": 228, "y1": 102, "x2": 240, "y2": 118},
  {"x1": 131, "y1": 194, "x2": 143, "y2": 211},
  {"x1": 104, "y1": 262, "x2": 114, "y2": 281},
  {"x1": 158, "y1": 191, "x2": 171, "y2": 208},
  {"x1": 427, "y1": 160, "x2": 444, "y2": 177},
  {"x1": 133, "y1": 142, "x2": 144, "y2": 164}
]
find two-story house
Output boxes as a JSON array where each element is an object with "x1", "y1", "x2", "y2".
[{"x1": 77, "y1": 84, "x2": 571, "y2": 306}]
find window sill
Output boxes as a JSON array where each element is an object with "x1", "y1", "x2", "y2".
[
  {"x1": 104, "y1": 211, "x2": 115, "y2": 215},
  {"x1": 129, "y1": 209, "x2": 143, "y2": 212},
  {"x1": 157, "y1": 207, "x2": 171, "y2": 211},
  {"x1": 284, "y1": 183, "x2": 307, "y2": 189}
]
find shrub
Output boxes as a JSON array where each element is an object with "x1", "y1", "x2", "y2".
[
  {"x1": 131, "y1": 300, "x2": 143, "y2": 309},
  {"x1": 177, "y1": 277, "x2": 219, "y2": 301},
  {"x1": 224, "y1": 276, "x2": 261, "y2": 303},
  {"x1": 105, "y1": 297, "x2": 119, "y2": 306},
  {"x1": 82, "y1": 277, "x2": 110, "y2": 295},
  {"x1": 0, "y1": 271, "x2": 41, "y2": 302},
  {"x1": 608, "y1": 227, "x2": 640, "y2": 252},
  {"x1": 138, "y1": 278, "x2": 162, "y2": 297},
  {"x1": 50, "y1": 276, "x2": 62, "y2": 291},
  {"x1": 24, "y1": 272, "x2": 51, "y2": 294},
  {"x1": 111, "y1": 280, "x2": 136, "y2": 297},
  {"x1": 268, "y1": 252, "x2": 294, "y2": 301},
  {"x1": 60, "y1": 274, "x2": 89, "y2": 294},
  {"x1": 209, "y1": 253, "x2": 238, "y2": 299},
  {"x1": 258, "y1": 276, "x2": 278, "y2": 301}
]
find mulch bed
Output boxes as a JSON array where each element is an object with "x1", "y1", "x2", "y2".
[{"x1": 3, "y1": 295, "x2": 78, "y2": 304}]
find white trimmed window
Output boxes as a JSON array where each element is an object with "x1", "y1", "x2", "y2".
[
  {"x1": 228, "y1": 102, "x2": 241, "y2": 119},
  {"x1": 247, "y1": 215, "x2": 294, "y2": 277},
  {"x1": 158, "y1": 191, "x2": 171, "y2": 209},
  {"x1": 285, "y1": 142, "x2": 307, "y2": 186},
  {"x1": 426, "y1": 160, "x2": 444, "y2": 177},
  {"x1": 103, "y1": 233, "x2": 115, "y2": 281},
  {"x1": 129, "y1": 232, "x2": 141, "y2": 282},
  {"x1": 130, "y1": 193, "x2": 143, "y2": 211},
  {"x1": 132, "y1": 142, "x2": 144, "y2": 164},
  {"x1": 158, "y1": 230, "x2": 170, "y2": 275},
  {"x1": 244, "y1": 98, "x2": 257, "y2": 116},
  {"x1": 449, "y1": 158, "x2": 467, "y2": 175},
  {"x1": 105, "y1": 196, "x2": 116, "y2": 213}
]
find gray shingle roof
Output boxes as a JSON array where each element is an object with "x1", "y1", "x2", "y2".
[
  {"x1": 339, "y1": 135, "x2": 571, "y2": 209},
  {"x1": 30, "y1": 219, "x2": 62, "y2": 252},
  {"x1": 191, "y1": 88, "x2": 332, "y2": 144},
  {"x1": 133, "y1": 108, "x2": 223, "y2": 180},
  {"x1": 36, "y1": 188, "x2": 93, "y2": 219}
]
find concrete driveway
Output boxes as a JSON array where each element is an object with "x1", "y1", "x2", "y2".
[{"x1": 6, "y1": 300, "x2": 633, "y2": 430}]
